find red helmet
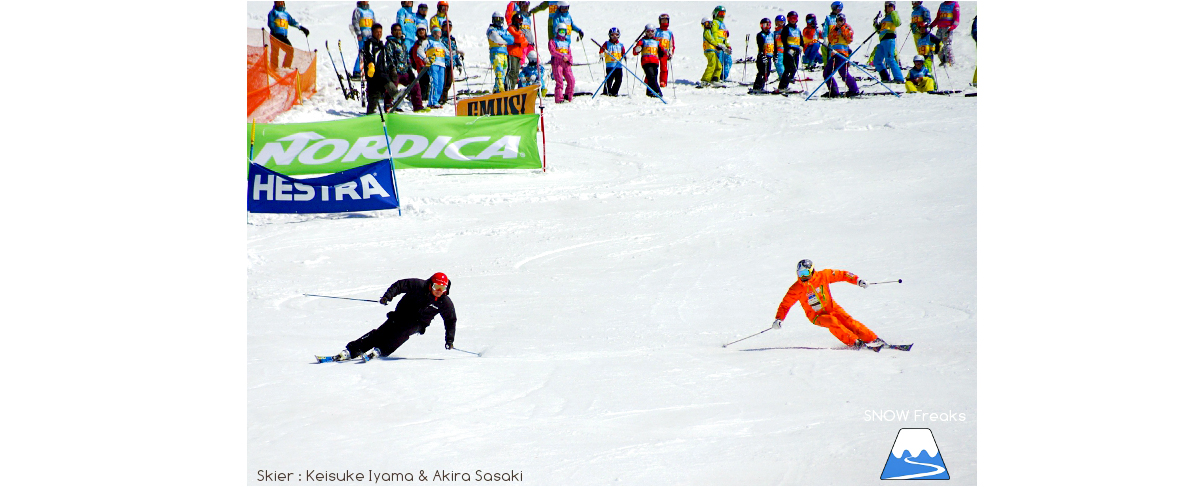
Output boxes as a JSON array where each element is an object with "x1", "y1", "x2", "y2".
[
  {"x1": 436, "y1": 1, "x2": 448, "y2": 8},
  {"x1": 431, "y1": 272, "x2": 449, "y2": 286}
]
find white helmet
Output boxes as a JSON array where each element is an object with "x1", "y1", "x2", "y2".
[
  {"x1": 913, "y1": 55, "x2": 924, "y2": 63},
  {"x1": 645, "y1": 23, "x2": 655, "y2": 32},
  {"x1": 558, "y1": 1, "x2": 569, "y2": 7},
  {"x1": 701, "y1": 17, "x2": 711, "y2": 24}
]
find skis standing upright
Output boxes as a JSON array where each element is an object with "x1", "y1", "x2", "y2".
[
  {"x1": 337, "y1": 39, "x2": 361, "y2": 100},
  {"x1": 325, "y1": 41, "x2": 351, "y2": 100}
]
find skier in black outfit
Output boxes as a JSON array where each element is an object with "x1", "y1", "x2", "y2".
[
  {"x1": 752, "y1": 18, "x2": 774, "y2": 92},
  {"x1": 327, "y1": 272, "x2": 457, "y2": 361},
  {"x1": 362, "y1": 23, "x2": 400, "y2": 114}
]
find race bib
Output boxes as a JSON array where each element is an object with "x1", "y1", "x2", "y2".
[{"x1": 807, "y1": 292, "x2": 823, "y2": 312}]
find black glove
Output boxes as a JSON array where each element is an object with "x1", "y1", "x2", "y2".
[
  {"x1": 299, "y1": 26, "x2": 310, "y2": 36},
  {"x1": 379, "y1": 296, "x2": 389, "y2": 305},
  {"x1": 576, "y1": 29, "x2": 583, "y2": 41},
  {"x1": 445, "y1": 341, "x2": 453, "y2": 350}
]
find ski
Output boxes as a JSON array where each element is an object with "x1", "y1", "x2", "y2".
[
  {"x1": 314, "y1": 354, "x2": 347, "y2": 363},
  {"x1": 336, "y1": 39, "x2": 360, "y2": 100},
  {"x1": 325, "y1": 41, "x2": 351, "y2": 100},
  {"x1": 928, "y1": 90, "x2": 963, "y2": 95},
  {"x1": 867, "y1": 343, "x2": 913, "y2": 352}
]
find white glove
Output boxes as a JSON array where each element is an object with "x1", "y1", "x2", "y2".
[
  {"x1": 858, "y1": 279, "x2": 869, "y2": 289},
  {"x1": 771, "y1": 319, "x2": 782, "y2": 329}
]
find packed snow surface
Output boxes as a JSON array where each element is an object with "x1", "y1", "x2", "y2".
[{"x1": 248, "y1": 2, "x2": 976, "y2": 484}]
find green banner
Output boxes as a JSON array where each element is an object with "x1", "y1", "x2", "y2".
[{"x1": 248, "y1": 113, "x2": 541, "y2": 175}]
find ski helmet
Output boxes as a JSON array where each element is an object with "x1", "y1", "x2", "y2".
[
  {"x1": 273, "y1": 1, "x2": 285, "y2": 10},
  {"x1": 491, "y1": 11, "x2": 504, "y2": 25},
  {"x1": 417, "y1": 3, "x2": 427, "y2": 11},
  {"x1": 558, "y1": 1, "x2": 569, "y2": 10},
  {"x1": 913, "y1": 54, "x2": 924, "y2": 63},
  {"x1": 885, "y1": 1, "x2": 897, "y2": 8},
  {"x1": 609, "y1": 27, "x2": 620, "y2": 37},
  {"x1": 806, "y1": 13, "x2": 816, "y2": 24},
  {"x1": 713, "y1": 6, "x2": 726, "y2": 18},
  {"x1": 431, "y1": 272, "x2": 449, "y2": 288},
  {"x1": 437, "y1": 1, "x2": 448, "y2": 9},
  {"x1": 787, "y1": 11, "x2": 799, "y2": 22},
  {"x1": 660, "y1": 13, "x2": 670, "y2": 23},
  {"x1": 760, "y1": 17, "x2": 771, "y2": 25},
  {"x1": 832, "y1": 2, "x2": 843, "y2": 12},
  {"x1": 701, "y1": 17, "x2": 712, "y2": 25},
  {"x1": 797, "y1": 259, "x2": 814, "y2": 279},
  {"x1": 836, "y1": 13, "x2": 846, "y2": 22},
  {"x1": 645, "y1": 23, "x2": 655, "y2": 33},
  {"x1": 556, "y1": 23, "x2": 569, "y2": 36},
  {"x1": 775, "y1": 15, "x2": 786, "y2": 23},
  {"x1": 357, "y1": 1, "x2": 368, "y2": 8}
]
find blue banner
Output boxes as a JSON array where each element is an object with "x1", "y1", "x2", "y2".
[{"x1": 247, "y1": 159, "x2": 399, "y2": 214}]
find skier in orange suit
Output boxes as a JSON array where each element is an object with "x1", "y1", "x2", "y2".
[{"x1": 773, "y1": 259, "x2": 886, "y2": 348}]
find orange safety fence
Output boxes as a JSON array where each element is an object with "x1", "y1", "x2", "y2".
[{"x1": 247, "y1": 28, "x2": 316, "y2": 122}]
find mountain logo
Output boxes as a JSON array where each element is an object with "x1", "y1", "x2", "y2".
[{"x1": 880, "y1": 428, "x2": 950, "y2": 480}]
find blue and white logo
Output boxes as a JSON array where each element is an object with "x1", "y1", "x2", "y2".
[{"x1": 880, "y1": 428, "x2": 950, "y2": 480}]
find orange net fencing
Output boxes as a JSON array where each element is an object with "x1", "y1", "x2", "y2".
[{"x1": 247, "y1": 28, "x2": 317, "y2": 122}]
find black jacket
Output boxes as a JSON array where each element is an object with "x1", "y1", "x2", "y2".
[
  {"x1": 381, "y1": 275, "x2": 456, "y2": 342},
  {"x1": 362, "y1": 36, "x2": 390, "y2": 82}
]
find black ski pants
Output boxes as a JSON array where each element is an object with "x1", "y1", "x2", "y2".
[
  {"x1": 346, "y1": 312, "x2": 422, "y2": 358},
  {"x1": 642, "y1": 63, "x2": 661, "y2": 97},
  {"x1": 779, "y1": 47, "x2": 799, "y2": 91},
  {"x1": 603, "y1": 66, "x2": 622, "y2": 96},
  {"x1": 366, "y1": 77, "x2": 400, "y2": 114},
  {"x1": 753, "y1": 54, "x2": 772, "y2": 91}
]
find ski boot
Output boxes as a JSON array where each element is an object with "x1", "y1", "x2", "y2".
[
  {"x1": 361, "y1": 347, "x2": 381, "y2": 362},
  {"x1": 316, "y1": 349, "x2": 352, "y2": 363}
]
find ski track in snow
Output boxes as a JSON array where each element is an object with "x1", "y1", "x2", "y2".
[{"x1": 248, "y1": 2, "x2": 977, "y2": 485}]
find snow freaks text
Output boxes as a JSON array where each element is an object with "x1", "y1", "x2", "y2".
[{"x1": 255, "y1": 469, "x2": 524, "y2": 483}]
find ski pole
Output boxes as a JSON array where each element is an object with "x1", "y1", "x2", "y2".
[
  {"x1": 337, "y1": 40, "x2": 359, "y2": 99},
  {"x1": 741, "y1": 33, "x2": 750, "y2": 83},
  {"x1": 868, "y1": 279, "x2": 903, "y2": 285},
  {"x1": 579, "y1": 35, "x2": 596, "y2": 83},
  {"x1": 303, "y1": 293, "x2": 379, "y2": 303},
  {"x1": 722, "y1": 327, "x2": 774, "y2": 348},
  {"x1": 451, "y1": 347, "x2": 481, "y2": 356}
]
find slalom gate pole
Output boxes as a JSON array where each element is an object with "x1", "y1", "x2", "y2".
[
  {"x1": 532, "y1": 13, "x2": 545, "y2": 104},
  {"x1": 722, "y1": 327, "x2": 774, "y2": 348},
  {"x1": 249, "y1": 119, "x2": 256, "y2": 162},
  {"x1": 451, "y1": 347, "x2": 481, "y2": 356},
  {"x1": 377, "y1": 109, "x2": 400, "y2": 215},
  {"x1": 868, "y1": 279, "x2": 903, "y2": 285},
  {"x1": 303, "y1": 293, "x2": 378, "y2": 303},
  {"x1": 670, "y1": 57, "x2": 676, "y2": 100}
]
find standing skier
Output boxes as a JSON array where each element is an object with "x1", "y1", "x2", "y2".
[
  {"x1": 872, "y1": 1, "x2": 904, "y2": 83},
  {"x1": 507, "y1": 2, "x2": 535, "y2": 60},
  {"x1": 751, "y1": 18, "x2": 774, "y2": 92},
  {"x1": 266, "y1": 2, "x2": 308, "y2": 68},
  {"x1": 801, "y1": 13, "x2": 822, "y2": 71},
  {"x1": 267, "y1": 2, "x2": 308, "y2": 46},
  {"x1": 777, "y1": 11, "x2": 803, "y2": 93},
  {"x1": 409, "y1": 25, "x2": 432, "y2": 103},
  {"x1": 822, "y1": 13, "x2": 859, "y2": 97},
  {"x1": 700, "y1": 17, "x2": 720, "y2": 85},
  {"x1": 506, "y1": 14, "x2": 531, "y2": 94},
  {"x1": 546, "y1": 2, "x2": 584, "y2": 41},
  {"x1": 654, "y1": 14, "x2": 675, "y2": 88},
  {"x1": 910, "y1": 1, "x2": 932, "y2": 54},
  {"x1": 773, "y1": 15, "x2": 787, "y2": 76},
  {"x1": 548, "y1": 23, "x2": 576, "y2": 103},
  {"x1": 396, "y1": 1, "x2": 418, "y2": 52},
  {"x1": 418, "y1": 26, "x2": 450, "y2": 109},
  {"x1": 321, "y1": 273, "x2": 457, "y2": 362},
  {"x1": 487, "y1": 12, "x2": 514, "y2": 93},
  {"x1": 711, "y1": 6, "x2": 732, "y2": 81},
  {"x1": 598, "y1": 27, "x2": 625, "y2": 96},
  {"x1": 821, "y1": 1, "x2": 843, "y2": 66},
  {"x1": 772, "y1": 260, "x2": 885, "y2": 349},
  {"x1": 441, "y1": 20, "x2": 464, "y2": 104},
  {"x1": 363, "y1": 23, "x2": 400, "y2": 114},
  {"x1": 349, "y1": 1, "x2": 375, "y2": 79},
  {"x1": 385, "y1": 23, "x2": 424, "y2": 112},
  {"x1": 970, "y1": 15, "x2": 976, "y2": 86},
  {"x1": 430, "y1": 1, "x2": 450, "y2": 33},
  {"x1": 930, "y1": 1, "x2": 959, "y2": 66},
  {"x1": 633, "y1": 24, "x2": 663, "y2": 98}
]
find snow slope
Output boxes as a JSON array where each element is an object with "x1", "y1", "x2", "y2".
[{"x1": 248, "y1": 2, "x2": 977, "y2": 485}]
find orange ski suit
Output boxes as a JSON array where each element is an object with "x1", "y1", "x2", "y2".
[{"x1": 775, "y1": 269, "x2": 877, "y2": 346}]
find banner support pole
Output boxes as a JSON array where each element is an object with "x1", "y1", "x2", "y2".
[{"x1": 378, "y1": 111, "x2": 401, "y2": 216}]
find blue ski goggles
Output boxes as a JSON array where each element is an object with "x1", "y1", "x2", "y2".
[{"x1": 797, "y1": 267, "x2": 813, "y2": 278}]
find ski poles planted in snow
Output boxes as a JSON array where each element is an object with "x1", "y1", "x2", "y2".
[
  {"x1": 722, "y1": 327, "x2": 774, "y2": 348},
  {"x1": 303, "y1": 293, "x2": 379, "y2": 303}
]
